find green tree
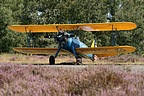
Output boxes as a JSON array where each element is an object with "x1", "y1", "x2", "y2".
[
  {"x1": 0, "y1": 0, "x2": 25, "y2": 52},
  {"x1": 0, "y1": 0, "x2": 143, "y2": 55},
  {"x1": 115, "y1": 0, "x2": 144, "y2": 54}
]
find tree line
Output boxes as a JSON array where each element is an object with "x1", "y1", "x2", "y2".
[{"x1": 0, "y1": 0, "x2": 143, "y2": 55}]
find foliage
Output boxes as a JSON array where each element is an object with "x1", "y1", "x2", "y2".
[
  {"x1": 0, "y1": 0, "x2": 143, "y2": 54},
  {"x1": 0, "y1": 0, "x2": 25, "y2": 52}
]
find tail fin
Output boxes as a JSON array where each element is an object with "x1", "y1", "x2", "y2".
[
  {"x1": 91, "y1": 40, "x2": 97, "y2": 47},
  {"x1": 91, "y1": 40, "x2": 98, "y2": 60}
]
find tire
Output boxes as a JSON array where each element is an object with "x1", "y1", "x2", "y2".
[
  {"x1": 49, "y1": 55, "x2": 55, "y2": 65},
  {"x1": 76, "y1": 56, "x2": 82, "y2": 65}
]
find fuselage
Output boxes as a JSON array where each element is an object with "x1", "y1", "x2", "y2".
[{"x1": 62, "y1": 37, "x2": 93, "y2": 59}]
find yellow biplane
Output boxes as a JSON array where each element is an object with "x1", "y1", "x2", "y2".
[{"x1": 8, "y1": 22, "x2": 137, "y2": 64}]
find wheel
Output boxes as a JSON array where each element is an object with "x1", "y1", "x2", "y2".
[
  {"x1": 49, "y1": 55, "x2": 55, "y2": 65},
  {"x1": 76, "y1": 56, "x2": 82, "y2": 65}
]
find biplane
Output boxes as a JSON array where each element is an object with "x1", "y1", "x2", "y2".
[{"x1": 8, "y1": 22, "x2": 137, "y2": 65}]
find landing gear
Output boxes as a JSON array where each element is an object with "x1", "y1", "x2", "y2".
[
  {"x1": 76, "y1": 56, "x2": 82, "y2": 65},
  {"x1": 49, "y1": 55, "x2": 55, "y2": 65}
]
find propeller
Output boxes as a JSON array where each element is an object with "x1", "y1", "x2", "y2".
[{"x1": 45, "y1": 31, "x2": 74, "y2": 47}]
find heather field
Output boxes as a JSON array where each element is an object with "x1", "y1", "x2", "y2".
[{"x1": 0, "y1": 54, "x2": 144, "y2": 96}]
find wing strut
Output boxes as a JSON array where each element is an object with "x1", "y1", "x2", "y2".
[
  {"x1": 25, "y1": 27, "x2": 34, "y2": 47},
  {"x1": 111, "y1": 25, "x2": 117, "y2": 46},
  {"x1": 25, "y1": 27, "x2": 30, "y2": 47},
  {"x1": 74, "y1": 26, "x2": 79, "y2": 35},
  {"x1": 56, "y1": 26, "x2": 60, "y2": 32}
]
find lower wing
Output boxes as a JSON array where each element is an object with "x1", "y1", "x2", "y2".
[
  {"x1": 13, "y1": 47, "x2": 71, "y2": 55},
  {"x1": 76, "y1": 46, "x2": 136, "y2": 58},
  {"x1": 13, "y1": 46, "x2": 136, "y2": 58}
]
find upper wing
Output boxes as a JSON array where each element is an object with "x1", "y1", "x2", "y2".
[
  {"x1": 13, "y1": 47, "x2": 72, "y2": 55},
  {"x1": 78, "y1": 22, "x2": 137, "y2": 31},
  {"x1": 76, "y1": 46, "x2": 136, "y2": 57},
  {"x1": 8, "y1": 22, "x2": 136, "y2": 33}
]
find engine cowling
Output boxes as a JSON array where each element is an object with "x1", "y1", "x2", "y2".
[
  {"x1": 55, "y1": 31, "x2": 74, "y2": 47},
  {"x1": 45, "y1": 31, "x2": 74, "y2": 47}
]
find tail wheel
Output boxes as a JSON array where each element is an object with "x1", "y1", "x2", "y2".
[{"x1": 49, "y1": 55, "x2": 55, "y2": 65}]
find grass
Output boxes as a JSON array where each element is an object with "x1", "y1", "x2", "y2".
[
  {"x1": 99, "y1": 54, "x2": 144, "y2": 65},
  {"x1": 0, "y1": 53, "x2": 144, "y2": 64}
]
